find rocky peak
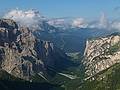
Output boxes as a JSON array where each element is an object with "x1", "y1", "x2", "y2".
[
  {"x1": 84, "y1": 34, "x2": 120, "y2": 76},
  {"x1": 0, "y1": 19, "x2": 18, "y2": 29},
  {"x1": 0, "y1": 19, "x2": 67, "y2": 81},
  {"x1": 0, "y1": 19, "x2": 20, "y2": 46}
]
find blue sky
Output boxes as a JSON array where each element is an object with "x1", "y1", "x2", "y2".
[{"x1": 0, "y1": 0, "x2": 120, "y2": 19}]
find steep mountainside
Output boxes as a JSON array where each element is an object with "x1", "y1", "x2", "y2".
[
  {"x1": 84, "y1": 33, "x2": 120, "y2": 76},
  {"x1": 60, "y1": 33, "x2": 120, "y2": 90},
  {"x1": 0, "y1": 19, "x2": 71, "y2": 81},
  {"x1": 80, "y1": 62, "x2": 120, "y2": 90}
]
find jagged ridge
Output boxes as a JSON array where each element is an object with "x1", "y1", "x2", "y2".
[
  {"x1": 0, "y1": 19, "x2": 70, "y2": 81},
  {"x1": 84, "y1": 33, "x2": 120, "y2": 76}
]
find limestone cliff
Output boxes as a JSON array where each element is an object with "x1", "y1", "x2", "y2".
[
  {"x1": 84, "y1": 33, "x2": 120, "y2": 76},
  {"x1": 0, "y1": 19, "x2": 68, "y2": 81}
]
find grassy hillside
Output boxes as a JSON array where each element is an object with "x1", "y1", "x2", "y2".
[
  {"x1": 0, "y1": 69, "x2": 64, "y2": 90},
  {"x1": 79, "y1": 63, "x2": 120, "y2": 90}
]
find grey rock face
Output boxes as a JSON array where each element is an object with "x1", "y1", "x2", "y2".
[
  {"x1": 0, "y1": 19, "x2": 66, "y2": 81},
  {"x1": 84, "y1": 34, "x2": 120, "y2": 76}
]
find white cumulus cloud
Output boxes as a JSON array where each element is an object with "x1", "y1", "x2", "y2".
[
  {"x1": 3, "y1": 9, "x2": 120, "y2": 31},
  {"x1": 72, "y1": 18, "x2": 88, "y2": 28},
  {"x1": 3, "y1": 9, "x2": 46, "y2": 29}
]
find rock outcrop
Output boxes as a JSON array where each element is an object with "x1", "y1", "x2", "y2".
[
  {"x1": 0, "y1": 19, "x2": 68, "y2": 81},
  {"x1": 84, "y1": 33, "x2": 120, "y2": 76}
]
